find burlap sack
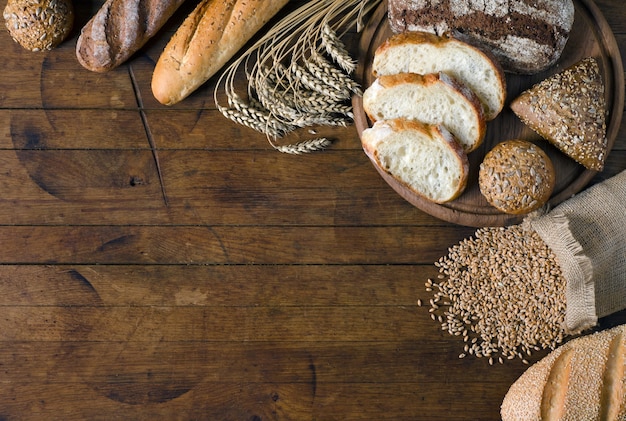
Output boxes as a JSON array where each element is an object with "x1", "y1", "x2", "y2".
[{"x1": 526, "y1": 169, "x2": 626, "y2": 334}]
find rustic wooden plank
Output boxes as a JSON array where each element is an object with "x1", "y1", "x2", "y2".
[{"x1": 0, "y1": 225, "x2": 475, "y2": 264}]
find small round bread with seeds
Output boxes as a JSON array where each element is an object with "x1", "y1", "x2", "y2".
[
  {"x1": 3, "y1": 0, "x2": 74, "y2": 52},
  {"x1": 479, "y1": 140, "x2": 555, "y2": 215}
]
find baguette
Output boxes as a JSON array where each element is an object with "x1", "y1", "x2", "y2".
[
  {"x1": 501, "y1": 324, "x2": 626, "y2": 420},
  {"x1": 362, "y1": 72, "x2": 486, "y2": 152},
  {"x1": 151, "y1": 0, "x2": 289, "y2": 106},
  {"x1": 361, "y1": 119, "x2": 469, "y2": 204},
  {"x1": 76, "y1": 0, "x2": 187, "y2": 72}
]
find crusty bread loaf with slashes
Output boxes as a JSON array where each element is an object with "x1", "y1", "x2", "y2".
[
  {"x1": 501, "y1": 324, "x2": 626, "y2": 421},
  {"x1": 363, "y1": 72, "x2": 486, "y2": 152},
  {"x1": 479, "y1": 140, "x2": 555, "y2": 214},
  {"x1": 361, "y1": 119, "x2": 469, "y2": 203},
  {"x1": 76, "y1": 0, "x2": 187, "y2": 72},
  {"x1": 511, "y1": 57, "x2": 608, "y2": 171},
  {"x1": 372, "y1": 32, "x2": 506, "y2": 120},
  {"x1": 388, "y1": 0, "x2": 575, "y2": 74},
  {"x1": 151, "y1": 0, "x2": 289, "y2": 105}
]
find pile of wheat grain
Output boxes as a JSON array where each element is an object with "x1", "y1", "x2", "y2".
[{"x1": 421, "y1": 224, "x2": 568, "y2": 364}]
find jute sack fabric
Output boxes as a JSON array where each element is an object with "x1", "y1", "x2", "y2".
[{"x1": 526, "y1": 169, "x2": 626, "y2": 334}]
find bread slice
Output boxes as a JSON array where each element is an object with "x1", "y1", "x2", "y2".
[
  {"x1": 510, "y1": 57, "x2": 608, "y2": 171},
  {"x1": 501, "y1": 324, "x2": 626, "y2": 421},
  {"x1": 363, "y1": 72, "x2": 486, "y2": 152},
  {"x1": 372, "y1": 31, "x2": 506, "y2": 120},
  {"x1": 361, "y1": 119, "x2": 469, "y2": 203}
]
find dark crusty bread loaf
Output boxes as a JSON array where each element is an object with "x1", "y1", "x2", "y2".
[
  {"x1": 510, "y1": 57, "x2": 608, "y2": 171},
  {"x1": 372, "y1": 31, "x2": 506, "y2": 120},
  {"x1": 501, "y1": 324, "x2": 626, "y2": 420},
  {"x1": 76, "y1": 0, "x2": 186, "y2": 72},
  {"x1": 388, "y1": 0, "x2": 575, "y2": 74},
  {"x1": 479, "y1": 140, "x2": 555, "y2": 214},
  {"x1": 151, "y1": 0, "x2": 289, "y2": 105},
  {"x1": 361, "y1": 119, "x2": 469, "y2": 204},
  {"x1": 362, "y1": 72, "x2": 486, "y2": 152}
]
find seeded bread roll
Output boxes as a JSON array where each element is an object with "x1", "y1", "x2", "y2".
[
  {"x1": 388, "y1": 0, "x2": 575, "y2": 74},
  {"x1": 3, "y1": 0, "x2": 74, "y2": 52},
  {"x1": 361, "y1": 119, "x2": 469, "y2": 204},
  {"x1": 151, "y1": 0, "x2": 289, "y2": 105},
  {"x1": 76, "y1": 0, "x2": 187, "y2": 72},
  {"x1": 511, "y1": 57, "x2": 608, "y2": 171},
  {"x1": 363, "y1": 72, "x2": 486, "y2": 153},
  {"x1": 479, "y1": 140, "x2": 555, "y2": 214},
  {"x1": 502, "y1": 324, "x2": 626, "y2": 421},
  {"x1": 372, "y1": 31, "x2": 506, "y2": 120}
]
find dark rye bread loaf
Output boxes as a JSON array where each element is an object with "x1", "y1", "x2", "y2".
[{"x1": 388, "y1": 0, "x2": 575, "y2": 74}]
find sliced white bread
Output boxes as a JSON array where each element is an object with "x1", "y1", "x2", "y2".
[
  {"x1": 361, "y1": 119, "x2": 469, "y2": 203},
  {"x1": 510, "y1": 57, "x2": 608, "y2": 171},
  {"x1": 362, "y1": 72, "x2": 486, "y2": 153},
  {"x1": 501, "y1": 324, "x2": 626, "y2": 421},
  {"x1": 372, "y1": 31, "x2": 506, "y2": 120}
]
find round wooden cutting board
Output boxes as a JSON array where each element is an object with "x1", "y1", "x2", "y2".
[{"x1": 352, "y1": 0, "x2": 624, "y2": 227}]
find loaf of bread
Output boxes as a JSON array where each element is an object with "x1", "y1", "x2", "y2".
[
  {"x1": 372, "y1": 32, "x2": 506, "y2": 120},
  {"x1": 511, "y1": 57, "x2": 608, "y2": 172},
  {"x1": 361, "y1": 119, "x2": 469, "y2": 204},
  {"x1": 501, "y1": 324, "x2": 626, "y2": 420},
  {"x1": 363, "y1": 72, "x2": 486, "y2": 152},
  {"x1": 388, "y1": 0, "x2": 575, "y2": 74},
  {"x1": 3, "y1": 0, "x2": 74, "y2": 51},
  {"x1": 76, "y1": 0, "x2": 186, "y2": 72},
  {"x1": 151, "y1": 0, "x2": 289, "y2": 106},
  {"x1": 479, "y1": 140, "x2": 555, "y2": 214}
]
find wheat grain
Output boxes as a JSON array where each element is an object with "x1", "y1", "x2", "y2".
[{"x1": 320, "y1": 23, "x2": 356, "y2": 74}]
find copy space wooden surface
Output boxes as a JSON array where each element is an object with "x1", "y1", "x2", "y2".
[{"x1": 0, "y1": 0, "x2": 624, "y2": 420}]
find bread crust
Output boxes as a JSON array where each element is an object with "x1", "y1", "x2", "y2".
[
  {"x1": 151, "y1": 0, "x2": 289, "y2": 105},
  {"x1": 76, "y1": 0, "x2": 187, "y2": 72}
]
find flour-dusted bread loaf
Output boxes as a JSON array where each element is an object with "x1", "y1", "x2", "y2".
[
  {"x1": 479, "y1": 140, "x2": 555, "y2": 214},
  {"x1": 372, "y1": 32, "x2": 506, "y2": 120},
  {"x1": 361, "y1": 119, "x2": 469, "y2": 203},
  {"x1": 363, "y1": 72, "x2": 486, "y2": 153},
  {"x1": 76, "y1": 0, "x2": 187, "y2": 72},
  {"x1": 501, "y1": 324, "x2": 626, "y2": 420},
  {"x1": 388, "y1": 0, "x2": 575, "y2": 74},
  {"x1": 151, "y1": 0, "x2": 289, "y2": 105},
  {"x1": 511, "y1": 57, "x2": 608, "y2": 171}
]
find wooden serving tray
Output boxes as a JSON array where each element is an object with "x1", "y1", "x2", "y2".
[{"x1": 352, "y1": 0, "x2": 624, "y2": 227}]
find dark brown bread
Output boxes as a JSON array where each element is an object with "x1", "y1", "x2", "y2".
[
  {"x1": 76, "y1": 0, "x2": 186, "y2": 72},
  {"x1": 388, "y1": 0, "x2": 575, "y2": 74}
]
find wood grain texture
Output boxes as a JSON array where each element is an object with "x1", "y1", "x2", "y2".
[{"x1": 0, "y1": 0, "x2": 624, "y2": 419}]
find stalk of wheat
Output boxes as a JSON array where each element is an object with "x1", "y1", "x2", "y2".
[{"x1": 213, "y1": 0, "x2": 381, "y2": 154}]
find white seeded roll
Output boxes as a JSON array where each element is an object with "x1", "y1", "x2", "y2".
[
  {"x1": 479, "y1": 140, "x2": 555, "y2": 214},
  {"x1": 361, "y1": 119, "x2": 469, "y2": 204},
  {"x1": 502, "y1": 324, "x2": 626, "y2": 421},
  {"x1": 3, "y1": 0, "x2": 74, "y2": 52},
  {"x1": 362, "y1": 72, "x2": 486, "y2": 152},
  {"x1": 372, "y1": 31, "x2": 506, "y2": 120}
]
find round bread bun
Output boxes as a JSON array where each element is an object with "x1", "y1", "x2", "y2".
[
  {"x1": 3, "y1": 0, "x2": 74, "y2": 52},
  {"x1": 479, "y1": 140, "x2": 555, "y2": 215}
]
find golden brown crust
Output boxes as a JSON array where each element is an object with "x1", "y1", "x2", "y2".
[
  {"x1": 151, "y1": 0, "x2": 290, "y2": 106},
  {"x1": 3, "y1": 0, "x2": 74, "y2": 52},
  {"x1": 478, "y1": 139, "x2": 555, "y2": 215}
]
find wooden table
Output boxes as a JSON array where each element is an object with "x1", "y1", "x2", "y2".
[{"x1": 0, "y1": 0, "x2": 623, "y2": 419}]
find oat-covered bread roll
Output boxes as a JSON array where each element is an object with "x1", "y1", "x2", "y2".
[
  {"x1": 388, "y1": 0, "x2": 575, "y2": 74},
  {"x1": 3, "y1": 0, "x2": 74, "y2": 51},
  {"x1": 362, "y1": 119, "x2": 469, "y2": 204},
  {"x1": 511, "y1": 57, "x2": 608, "y2": 171},
  {"x1": 479, "y1": 140, "x2": 555, "y2": 214},
  {"x1": 362, "y1": 72, "x2": 486, "y2": 152},
  {"x1": 501, "y1": 324, "x2": 626, "y2": 421},
  {"x1": 372, "y1": 31, "x2": 506, "y2": 120}
]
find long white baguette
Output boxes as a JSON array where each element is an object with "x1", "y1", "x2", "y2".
[
  {"x1": 501, "y1": 324, "x2": 626, "y2": 420},
  {"x1": 151, "y1": 0, "x2": 289, "y2": 105}
]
